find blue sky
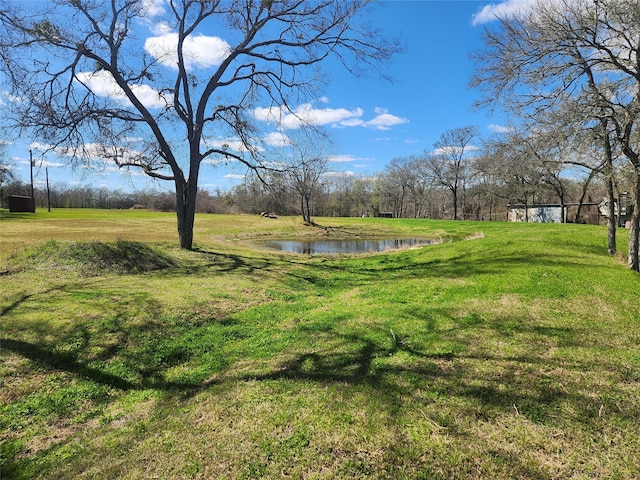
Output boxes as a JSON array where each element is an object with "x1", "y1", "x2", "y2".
[{"x1": 2, "y1": 0, "x2": 520, "y2": 194}]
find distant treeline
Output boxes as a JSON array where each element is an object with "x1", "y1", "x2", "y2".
[
  {"x1": 2, "y1": 170, "x2": 605, "y2": 224},
  {"x1": 1, "y1": 181, "x2": 235, "y2": 214}
]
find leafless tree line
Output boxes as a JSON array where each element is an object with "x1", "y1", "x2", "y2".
[
  {"x1": 229, "y1": 124, "x2": 622, "y2": 225},
  {"x1": 5, "y1": 119, "x2": 630, "y2": 225},
  {"x1": 1, "y1": 180, "x2": 235, "y2": 214}
]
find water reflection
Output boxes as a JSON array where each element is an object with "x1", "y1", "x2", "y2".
[{"x1": 259, "y1": 238, "x2": 432, "y2": 254}]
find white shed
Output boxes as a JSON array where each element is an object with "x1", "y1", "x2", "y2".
[{"x1": 508, "y1": 204, "x2": 566, "y2": 223}]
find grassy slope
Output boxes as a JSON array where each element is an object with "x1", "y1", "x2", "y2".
[{"x1": 1, "y1": 210, "x2": 639, "y2": 479}]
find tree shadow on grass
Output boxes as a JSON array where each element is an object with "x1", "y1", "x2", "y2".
[
  {"x1": 166, "y1": 247, "x2": 289, "y2": 277},
  {"x1": 3, "y1": 288, "x2": 638, "y2": 479},
  {"x1": 0, "y1": 283, "x2": 224, "y2": 395},
  {"x1": 319, "y1": 250, "x2": 599, "y2": 281},
  {"x1": 4, "y1": 320, "x2": 636, "y2": 478},
  {"x1": 2, "y1": 272, "x2": 632, "y2": 423},
  {"x1": 0, "y1": 331, "x2": 215, "y2": 394},
  {"x1": 1, "y1": 285, "x2": 69, "y2": 317},
  {"x1": 232, "y1": 318, "x2": 638, "y2": 429},
  {"x1": 3, "y1": 236, "x2": 637, "y2": 478},
  {"x1": 1, "y1": 338, "x2": 139, "y2": 390}
]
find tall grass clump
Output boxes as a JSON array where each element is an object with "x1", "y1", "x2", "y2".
[{"x1": 17, "y1": 240, "x2": 176, "y2": 276}]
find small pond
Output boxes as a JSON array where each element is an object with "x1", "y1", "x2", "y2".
[{"x1": 258, "y1": 238, "x2": 432, "y2": 255}]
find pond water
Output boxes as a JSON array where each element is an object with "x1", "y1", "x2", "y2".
[{"x1": 258, "y1": 238, "x2": 432, "y2": 254}]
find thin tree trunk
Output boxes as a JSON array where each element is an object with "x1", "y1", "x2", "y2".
[
  {"x1": 628, "y1": 173, "x2": 640, "y2": 272},
  {"x1": 575, "y1": 168, "x2": 597, "y2": 223},
  {"x1": 301, "y1": 195, "x2": 311, "y2": 224},
  {"x1": 606, "y1": 174, "x2": 617, "y2": 256},
  {"x1": 452, "y1": 188, "x2": 458, "y2": 220},
  {"x1": 603, "y1": 128, "x2": 617, "y2": 255}
]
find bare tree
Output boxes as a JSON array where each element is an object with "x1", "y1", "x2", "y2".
[
  {"x1": 484, "y1": 131, "x2": 547, "y2": 220},
  {"x1": 561, "y1": 112, "x2": 620, "y2": 252},
  {"x1": 472, "y1": 151, "x2": 505, "y2": 221},
  {"x1": 352, "y1": 176, "x2": 374, "y2": 217},
  {"x1": 0, "y1": 142, "x2": 15, "y2": 205},
  {"x1": 381, "y1": 158, "x2": 409, "y2": 218},
  {"x1": 472, "y1": 0, "x2": 640, "y2": 270},
  {"x1": 427, "y1": 126, "x2": 479, "y2": 220},
  {"x1": 0, "y1": 142, "x2": 12, "y2": 181},
  {"x1": 383, "y1": 155, "x2": 434, "y2": 218},
  {"x1": 322, "y1": 175, "x2": 359, "y2": 217},
  {"x1": 274, "y1": 129, "x2": 331, "y2": 224},
  {"x1": 0, "y1": 0, "x2": 400, "y2": 249}
]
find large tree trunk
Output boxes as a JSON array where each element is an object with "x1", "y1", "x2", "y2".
[
  {"x1": 300, "y1": 196, "x2": 307, "y2": 223},
  {"x1": 175, "y1": 175, "x2": 198, "y2": 250},
  {"x1": 628, "y1": 173, "x2": 640, "y2": 272}
]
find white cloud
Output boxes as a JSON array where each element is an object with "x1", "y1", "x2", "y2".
[
  {"x1": 472, "y1": 0, "x2": 535, "y2": 25},
  {"x1": 31, "y1": 141, "x2": 145, "y2": 166},
  {"x1": 363, "y1": 107, "x2": 409, "y2": 131},
  {"x1": 139, "y1": 0, "x2": 166, "y2": 17},
  {"x1": 203, "y1": 158, "x2": 226, "y2": 166},
  {"x1": 37, "y1": 160, "x2": 66, "y2": 168},
  {"x1": 471, "y1": 0, "x2": 588, "y2": 26},
  {"x1": 488, "y1": 124, "x2": 516, "y2": 134},
  {"x1": 264, "y1": 131, "x2": 292, "y2": 147},
  {"x1": 224, "y1": 173, "x2": 246, "y2": 180},
  {"x1": 136, "y1": 0, "x2": 170, "y2": 34},
  {"x1": 323, "y1": 170, "x2": 355, "y2": 178},
  {"x1": 76, "y1": 71, "x2": 168, "y2": 109},
  {"x1": 204, "y1": 137, "x2": 264, "y2": 155},
  {"x1": 28, "y1": 142, "x2": 55, "y2": 151},
  {"x1": 433, "y1": 145, "x2": 480, "y2": 156},
  {"x1": 254, "y1": 103, "x2": 407, "y2": 131},
  {"x1": 328, "y1": 154, "x2": 369, "y2": 163},
  {"x1": 339, "y1": 118, "x2": 365, "y2": 128},
  {"x1": 2, "y1": 89, "x2": 24, "y2": 103},
  {"x1": 151, "y1": 21, "x2": 173, "y2": 35},
  {"x1": 144, "y1": 33, "x2": 230, "y2": 70},
  {"x1": 254, "y1": 103, "x2": 364, "y2": 130}
]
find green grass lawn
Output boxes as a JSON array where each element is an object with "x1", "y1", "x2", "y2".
[{"x1": 1, "y1": 209, "x2": 639, "y2": 479}]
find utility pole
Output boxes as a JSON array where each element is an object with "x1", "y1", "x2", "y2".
[{"x1": 46, "y1": 167, "x2": 51, "y2": 212}]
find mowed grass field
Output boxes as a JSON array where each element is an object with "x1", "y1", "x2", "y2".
[{"x1": 1, "y1": 209, "x2": 639, "y2": 479}]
